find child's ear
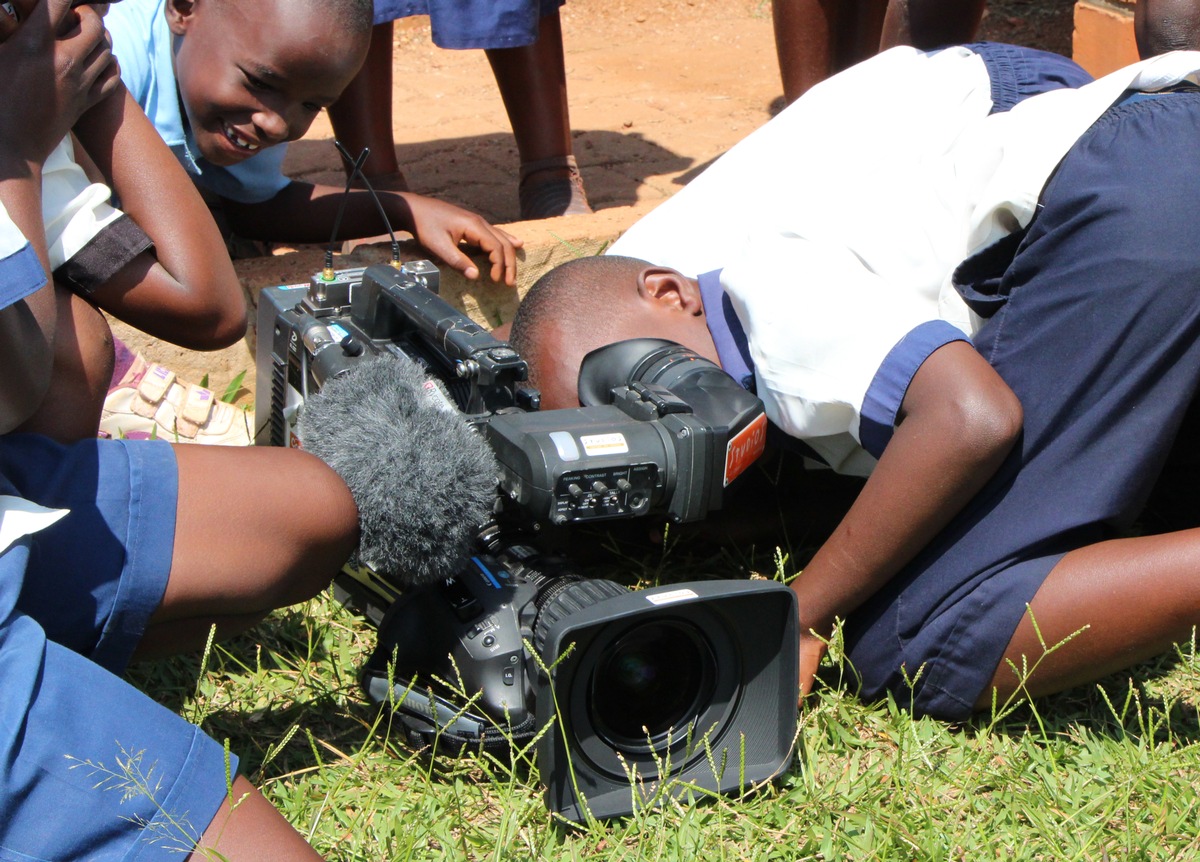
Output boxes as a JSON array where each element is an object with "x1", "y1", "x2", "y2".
[
  {"x1": 165, "y1": 0, "x2": 198, "y2": 35},
  {"x1": 638, "y1": 268, "x2": 704, "y2": 315}
]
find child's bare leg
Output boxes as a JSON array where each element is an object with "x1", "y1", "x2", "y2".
[
  {"x1": 151, "y1": 447, "x2": 356, "y2": 860},
  {"x1": 879, "y1": 0, "x2": 985, "y2": 51},
  {"x1": 326, "y1": 21, "x2": 407, "y2": 188},
  {"x1": 487, "y1": 11, "x2": 590, "y2": 217},
  {"x1": 980, "y1": 527, "x2": 1200, "y2": 707},
  {"x1": 13, "y1": 284, "x2": 113, "y2": 442},
  {"x1": 188, "y1": 776, "x2": 324, "y2": 862},
  {"x1": 772, "y1": 0, "x2": 838, "y2": 104},
  {"x1": 135, "y1": 444, "x2": 359, "y2": 658},
  {"x1": 772, "y1": 0, "x2": 888, "y2": 103},
  {"x1": 486, "y1": 11, "x2": 573, "y2": 166}
]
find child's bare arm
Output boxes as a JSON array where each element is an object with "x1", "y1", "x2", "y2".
[
  {"x1": 0, "y1": 0, "x2": 119, "y2": 431},
  {"x1": 0, "y1": 170, "x2": 55, "y2": 433},
  {"x1": 790, "y1": 341, "x2": 1023, "y2": 693},
  {"x1": 221, "y1": 181, "x2": 523, "y2": 286},
  {"x1": 70, "y1": 84, "x2": 247, "y2": 350}
]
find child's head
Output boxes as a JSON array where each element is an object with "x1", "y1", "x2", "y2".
[
  {"x1": 166, "y1": 0, "x2": 372, "y2": 167},
  {"x1": 509, "y1": 256, "x2": 721, "y2": 410}
]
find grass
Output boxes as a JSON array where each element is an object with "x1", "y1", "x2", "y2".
[
  {"x1": 123, "y1": 561, "x2": 1200, "y2": 858},
  {"x1": 120, "y1": 457, "x2": 1200, "y2": 859}
]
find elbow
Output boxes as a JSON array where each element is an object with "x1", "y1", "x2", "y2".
[
  {"x1": 170, "y1": 296, "x2": 249, "y2": 351},
  {"x1": 206, "y1": 302, "x2": 250, "y2": 350},
  {"x1": 957, "y1": 379, "x2": 1024, "y2": 469},
  {"x1": 182, "y1": 272, "x2": 249, "y2": 350}
]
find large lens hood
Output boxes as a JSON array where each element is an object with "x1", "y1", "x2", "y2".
[{"x1": 534, "y1": 579, "x2": 798, "y2": 822}]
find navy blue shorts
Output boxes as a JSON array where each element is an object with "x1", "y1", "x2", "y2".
[
  {"x1": 0, "y1": 436, "x2": 236, "y2": 861},
  {"x1": 373, "y1": 0, "x2": 564, "y2": 48},
  {"x1": 963, "y1": 42, "x2": 1094, "y2": 113},
  {"x1": 843, "y1": 86, "x2": 1200, "y2": 719}
]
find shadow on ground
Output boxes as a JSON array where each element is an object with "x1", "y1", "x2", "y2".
[{"x1": 285, "y1": 129, "x2": 696, "y2": 224}]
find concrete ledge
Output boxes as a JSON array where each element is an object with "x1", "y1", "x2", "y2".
[
  {"x1": 108, "y1": 200, "x2": 659, "y2": 404},
  {"x1": 1073, "y1": 0, "x2": 1138, "y2": 77}
]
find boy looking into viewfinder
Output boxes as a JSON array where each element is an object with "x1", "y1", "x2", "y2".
[{"x1": 509, "y1": 42, "x2": 1200, "y2": 720}]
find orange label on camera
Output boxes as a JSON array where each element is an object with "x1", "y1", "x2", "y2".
[{"x1": 724, "y1": 412, "x2": 767, "y2": 486}]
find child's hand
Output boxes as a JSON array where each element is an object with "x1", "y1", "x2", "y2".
[
  {"x1": 396, "y1": 193, "x2": 524, "y2": 286},
  {"x1": 0, "y1": 0, "x2": 119, "y2": 171},
  {"x1": 799, "y1": 629, "x2": 827, "y2": 701}
]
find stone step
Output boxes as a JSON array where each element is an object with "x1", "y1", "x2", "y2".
[{"x1": 1073, "y1": 0, "x2": 1138, "y2": 77}]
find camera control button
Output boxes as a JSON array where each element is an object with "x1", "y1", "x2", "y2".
[
  {"x1": 503, "y1": 667, "x2": 516, "y2": 686},
  {"x1": 483, "y1": 634, "x2": 496, "y2": 648}
]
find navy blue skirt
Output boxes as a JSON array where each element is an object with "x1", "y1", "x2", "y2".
[
  {"x1": 846, "y1": 85, "x2": 1200, "y2": 720},
  {"x1": 373, "y1": 0, "x2": 565, "y2": 49}
]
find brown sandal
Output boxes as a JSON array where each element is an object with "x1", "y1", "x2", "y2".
[{"x1": 519, "y1": 155, "x2": 592, "y2": 220}]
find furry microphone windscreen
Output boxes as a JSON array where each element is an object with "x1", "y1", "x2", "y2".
[{"x1": 297, "y1": 355, "x2": 498, "y2": 588}]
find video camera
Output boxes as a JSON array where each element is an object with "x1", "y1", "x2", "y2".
[{"x1": 254, "y1": 261, "x2": 798, "y2": 821}]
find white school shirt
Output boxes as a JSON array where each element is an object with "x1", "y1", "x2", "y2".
[
  {"x1": 43, "y1": 137, "x2": 125, "y2": 271},
  {"x1": 610, "y1": 46, "x2": 1200, "y2": 475}
]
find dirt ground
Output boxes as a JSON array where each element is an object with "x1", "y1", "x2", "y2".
[
  {"x1": 124, "y1": 0, "x2": 1082, "y2": 397},
  {"x1": 287, "y1": 0, "x2": 1080, "y2": 227}
]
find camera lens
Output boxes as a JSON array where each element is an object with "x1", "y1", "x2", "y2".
[{"x1": 590, "y1": 620, "x2": 714, "y2": 747}]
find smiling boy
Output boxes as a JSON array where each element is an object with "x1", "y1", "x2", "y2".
[{"x1": 105, "y1": 0, "x2": 521, "y2": 283}]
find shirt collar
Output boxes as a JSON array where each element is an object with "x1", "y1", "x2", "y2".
[
  {"x1": 167, "y1": 33, "x2": 206, "y2": 176},
  {"x1": 697, "y1": 268, "x2": 756, "y2": 392}
]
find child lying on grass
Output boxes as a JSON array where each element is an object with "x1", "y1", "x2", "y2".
[{"x1": 509, "y1": 41, "x2": 1200, "y2": 719}]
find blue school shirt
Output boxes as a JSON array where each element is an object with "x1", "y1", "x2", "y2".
[
  {"x1": 105, "y1": 0, "x2": 291, "y2": 204},
  {"x1": 0, "y1": 203, "x2": 46, "y2": 310}
]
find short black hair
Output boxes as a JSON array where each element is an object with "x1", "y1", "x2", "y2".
[
  {"x1": 510, "y1": 255, "x2": 649, "y2": 389},
  {"x1": 328, "y1": 0, "x2": 374, "y2": 33},
  {"x1": 213, "y1": 0, "x2": 373, "y2": 33}
]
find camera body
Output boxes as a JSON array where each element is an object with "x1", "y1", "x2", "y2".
[
  {"x1": 254, "y1": 262, "x2": 798, "y2": 820},
  {"x1": 255, "y1": 262, "x2": 770, "y2": 531}
]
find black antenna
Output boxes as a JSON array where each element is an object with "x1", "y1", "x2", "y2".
[
  {"x1": 333, "y1": 140, "x2": 403, "y2": 270},
  {"x1": 323, "y1": 143, "x2": 369, "y2": 281}
]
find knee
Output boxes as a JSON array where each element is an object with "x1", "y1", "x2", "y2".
[
  {"x1": 272, "y1": 450, "x2": 359, "y2": 603},
  {"x1": 1137, "y1": 0, "x2": 1200, "y2": 56},
  {"x1": 293, "y1": 448, "x2": 359, "y2": 544},
  {"x1": 22, "y1": 287, "x2": 116, "y2": 439},
  {"x1": 60, "y1": 288, "x2": 115, "y2": 384}
]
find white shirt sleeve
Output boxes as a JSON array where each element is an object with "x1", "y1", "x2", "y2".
[
  {"x1": 41, "y1": 138, "x2": 123, "y2": 271},
  {"x1": 722, "y1": 230, "x2": 968, "y2": 474},
  {"x1": 0, "y1": 497, "x2": 68, "y2": 556}
]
